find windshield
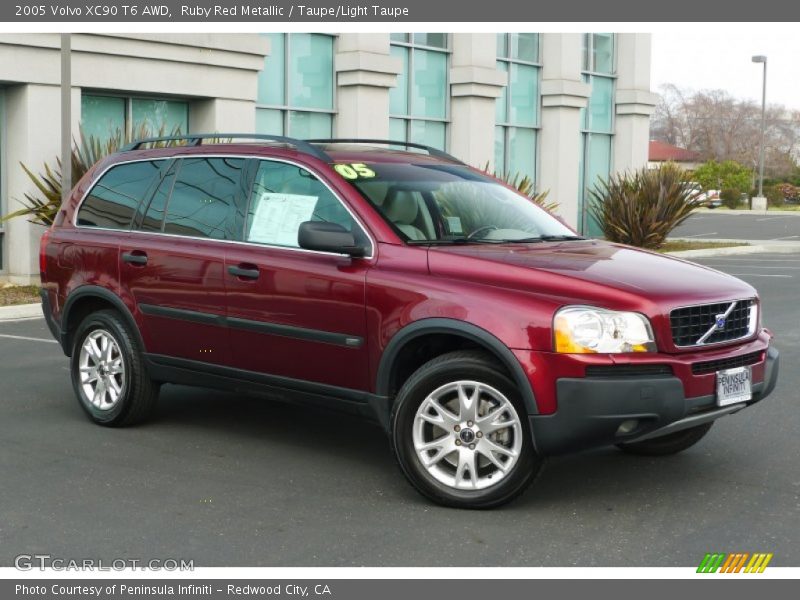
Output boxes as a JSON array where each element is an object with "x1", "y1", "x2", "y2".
[{"x1": 338, "y1": 162, "x2": 580, "y2": 244}]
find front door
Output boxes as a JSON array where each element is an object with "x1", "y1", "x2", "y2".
[{"x1": 225, "y1": 158, "x2": 373, "y2": 391}]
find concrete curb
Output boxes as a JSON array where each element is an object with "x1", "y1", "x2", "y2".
[
  {"x1": 0, "y1": 302, "x2": 42, "y2": 321},
  {"x1": 693, "y1": 208, "x2": 800, "y2": 216},
  {"x1": 666, "y1": 238, "x2": 800, "y2": 258}
]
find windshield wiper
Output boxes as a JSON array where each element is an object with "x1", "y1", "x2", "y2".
[
  {"x1": 506, "y1": 234, "x2": 587, "y2": 243},
  {"x1": 407, "y1": 238, "x2": 506, "y2": 245}
]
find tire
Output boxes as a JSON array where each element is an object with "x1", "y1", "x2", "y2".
[
  {"x1": 616, "y1": 422, "x2": 713, "y2": 456},
  {"x1": 70, "y1": 309, "x2": 159, "y2": 427},
  {"x1": 391, "y1": 350, "x2": 542, "y2": 509}
]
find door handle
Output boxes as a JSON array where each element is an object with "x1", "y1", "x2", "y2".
[
  {"x1": 122, "y1": 251, "x2": 148, "y2": 266},
  {"x1": 228, "y1": 264, "x2": 260, "y2": 280}
]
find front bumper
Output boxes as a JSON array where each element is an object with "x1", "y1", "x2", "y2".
[{"x1": 529, "y1": 344, "x2": 779, "y2": 456}]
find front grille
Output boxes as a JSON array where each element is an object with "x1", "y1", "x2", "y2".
[
  {"x1": 692, "y1": 351, "x2": 763, "y2": 375},
  {"x1": 670, "y1": 299, "x2": 755, "y2": 347},
  {"x1": 586, "y1": 364, "x2": 673, "y2": 377}
]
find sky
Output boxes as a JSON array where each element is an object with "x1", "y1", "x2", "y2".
[{"x1": 651, "y1": 32, "x2": 800, "y2": 111}]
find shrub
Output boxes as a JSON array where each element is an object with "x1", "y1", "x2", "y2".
[
  {"x1": 765, "y1": 185, "x2": 785, "y2": 208},
  {"x1": 1, "y1": 124, "x2": 183, "y2": 227},
  {"x1": 482, "y1": 162, "x2": 558, "y2": 213},
  {"x1": 719, "y1": 188, "x2": 741, "y2": 210},
  {"x1": 588, "y1": 163, "x2": 698, "y2": 250}
]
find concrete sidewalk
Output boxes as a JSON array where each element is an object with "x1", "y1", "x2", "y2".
[{"x1": 0, "y1": 303, "x2": 42, "y2": 321}]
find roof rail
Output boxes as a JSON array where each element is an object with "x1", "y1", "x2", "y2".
[
  {"x1": 304, "y1": 138, "x2": 464, "y2": 164},
  {"x1": 120, "y1": 133, "x2": 331, "y2": 162}
]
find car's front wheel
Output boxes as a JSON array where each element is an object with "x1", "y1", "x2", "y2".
[
  {"x1": 71, "y1": 309, "x2": 159, "y2": 426},
  {"x1": 391, "y1": 351, "x2": 542, "y2": 509}
]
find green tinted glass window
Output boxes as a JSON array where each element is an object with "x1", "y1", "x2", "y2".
[
  {"x1": 412, "y1": 33, "x2": 447, "y2": 48},
  {"x1": 258, "y1": 33, "x2": 285, "y2": 106},
  {"x1": 81, "y1": 95, "x2": 125, "y2": 143},
  {"x1": 409, "y1": 120, "x2": 446, "y2": 150},
  {"x1": 288, "y1": 111, "x2": 332, "y2": 138},
  {"x1": 131, "y1": 99, "x2": 188, "y2": 136},
  {"x1": 289, "y1": 34, "x2": 334, "y2": 110},
  {"x1": 411, "y1": 49, "x2": 447, "y2": 119},
  {"x1": 389, "y1": 45, "x2": 409, "y2": 115},
  {"x1": 509, "y1": 63, "x2": 538, "y2": 127},
  {"x1": 255, "y1": 108, "x2": 284, "y2": 135}
]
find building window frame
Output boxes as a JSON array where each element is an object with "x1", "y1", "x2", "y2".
[
  {"x1": 389, "y1": 33, "x2": 451, "y2": 151},
  {"x1": 495, "y1": 33, "x2": 541, "y2": 186},
  {"x1": 255, "y1": 33, "x2": 337, "y2": 138},
  {"x1": 579, "y1": 33, "x2": 617, "y2": 236},
  {"x1": 80, "y1": 92, "x2": 190, "y2": 141}
]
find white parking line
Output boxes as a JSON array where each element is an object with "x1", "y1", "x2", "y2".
[
  {"x1": 701, "y1": 265, "x2": 800, "y2": 269},
  {"x1": 0, "y1": 333, "x2": 58, "y2": 344},
  {"x1": 770, "y1": 235, "x2": 800, "y2": 240},
  {"x1": 726, "y1": 274, "x2": 793, "y2": 278},
  {"x1": 756, "y1": 217, "x2": 786, "y2": 222},
  {"x1": 682, "y1": 232, "x2": 718, "y2": 238}
]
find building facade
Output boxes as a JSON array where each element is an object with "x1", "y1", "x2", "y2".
[{"x1": 0, "y1": 33, "x2": 656, "y2": 283}]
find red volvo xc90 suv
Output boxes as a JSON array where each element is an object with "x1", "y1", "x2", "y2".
[{"x1": 39, "y1": 135, "x2": 779, "y2": 508}]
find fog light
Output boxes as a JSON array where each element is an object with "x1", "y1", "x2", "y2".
[{"x1": 617, "y1": 420, "x2": 639, "y2": 435}]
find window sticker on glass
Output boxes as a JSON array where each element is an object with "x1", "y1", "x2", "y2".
[
  {"x1": 445, "y1": 216, "x2": 463, "y2": 235},
  {"x1": 248, "y1": 193, "x2": 318, "y2": 247},
  {"x1": 334, "y1": 163, "x2": 376, "y2": 180}
]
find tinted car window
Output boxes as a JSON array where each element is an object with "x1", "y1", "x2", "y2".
[
  {"x1": 77, "y1": 160, "x2": 163, "y2": 229},
  {"x1": 246, "y1": 160, "x2": 361, "y2": 248},
  {"x1": 140, "y1": 163, "x2": 176, "y2": 233},
  {"x1": 161, "y1": 157, "x2": 245, "y2": 239}
]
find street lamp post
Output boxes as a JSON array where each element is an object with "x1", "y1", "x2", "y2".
[{"x1": 752, "y1": 55, "x2": 767, "y2": 202}]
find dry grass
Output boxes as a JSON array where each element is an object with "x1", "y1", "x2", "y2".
[
  {"x1": 0, "y1": 285, "x2": 41, "y2": 306},
  {"x1": 658, "y1": 240, "x2": 747, "y2": 253}
]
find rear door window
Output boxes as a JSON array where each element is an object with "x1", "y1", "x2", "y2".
[
  {"x1": 139, "y1": 157, "x2": 246, "y2": 240},
  {"x1": 77, "y1": 160, "x2": 164, "y2": 229}
]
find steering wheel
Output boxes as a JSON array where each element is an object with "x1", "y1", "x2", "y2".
[{"x1": 467, "y1": 225, "x2": 498, "y2": 240}]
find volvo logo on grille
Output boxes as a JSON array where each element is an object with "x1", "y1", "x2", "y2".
[{"x1": 714, "y1": 314, "x2": 727, "y2": 331}]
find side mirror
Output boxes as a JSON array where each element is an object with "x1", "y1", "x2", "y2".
[{"x1": 298, "y1": 221, "x2": 367, "y2": 257}]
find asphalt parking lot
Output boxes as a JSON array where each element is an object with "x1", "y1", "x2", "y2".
[
  {"x1": 672, "y1": 211, "x2": 800, "y2": 240},
  {"x1": 1, "y1": 254, "x2": 798, "y2": 568}
]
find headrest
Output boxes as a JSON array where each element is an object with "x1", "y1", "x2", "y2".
[{"x1": 383, "y1": 189, "x2": 419, "y2": 225}]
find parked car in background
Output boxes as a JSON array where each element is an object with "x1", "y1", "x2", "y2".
[{"x1": 685, "y1": 183, "x2": 721, "y2": 208}]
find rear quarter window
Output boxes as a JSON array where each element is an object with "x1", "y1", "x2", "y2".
[{"x1": 77, "y1": 160, "x2": 164, "y2": 229}]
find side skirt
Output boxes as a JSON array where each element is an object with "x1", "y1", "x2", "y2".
[{"x1": 143, "y1": 354, "x2": 391, "y2": 433}]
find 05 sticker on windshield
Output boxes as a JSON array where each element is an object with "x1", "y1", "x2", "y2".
[{"x1": 334, "y1": 163, "x2": 376, "y2": 180}]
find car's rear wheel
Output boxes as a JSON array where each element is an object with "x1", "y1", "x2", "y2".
[
  {"x1": 71, "y1": 309, "x2": 159, "y2": 426},
  {"x1": 616, "y1": 422, "x2": 713, "y2": 456},
  {"x1": 391, "y1": 350, "x2": 542, "y2": 509}
]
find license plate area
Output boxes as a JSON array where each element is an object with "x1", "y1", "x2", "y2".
[{"x1": 716, "y1": 366, "x2": 752, "y2": 407}]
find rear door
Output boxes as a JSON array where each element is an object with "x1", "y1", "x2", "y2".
[
  {"x1": 225, "y1": 158, "x2": 373, "y2": 391},
  {"x1": 60, "y1": 159, "x2": 164, "y2": 322},
  {"x1": 121, "y1": 156, "x2": 248, "y2": 365}
]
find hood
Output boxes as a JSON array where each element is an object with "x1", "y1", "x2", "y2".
[{"x1": 427, "y1": 240, "x2": 756, "y2": 306}]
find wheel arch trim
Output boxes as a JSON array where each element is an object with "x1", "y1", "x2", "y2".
[
  {"x1": 61, "y1": 286, "x2": 145, "y2": 357},
  {"x1": 376, "y1": 318, "x2": 539, "y2": 415}
]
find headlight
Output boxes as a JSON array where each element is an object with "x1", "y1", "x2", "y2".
[{"x1": 554, "y1": 306, "x2": 656, "y2": 353}]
